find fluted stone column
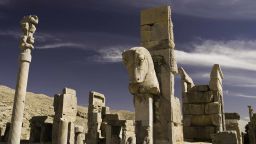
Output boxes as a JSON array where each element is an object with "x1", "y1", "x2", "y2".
[{"x1": 8, "y1": 15, "x2": 38, "y2": 144}]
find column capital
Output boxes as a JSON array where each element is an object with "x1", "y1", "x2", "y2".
[{"x1": 19, "y1": 15, "x2": 39, "y2": 50}]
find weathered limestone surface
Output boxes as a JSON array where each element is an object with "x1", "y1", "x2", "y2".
[
  {"x1": 225, "y1": 113, "x2": 242, "y2": 144},
  {"x1": 180, "y1": 65, "x2": 225, "y2": 142},
  {"x1": 122, "y1": 47, "x2": 159, "y2": 144},
  {"x1": 8, "y1": 15, "x2": 39, "y2": 144},
  {"x1": 246, "y1": 106, "x2": 256, "y2": 144},
  {"x1": 52, "y1": 88, "x2": 77, "y2": 144},
  {"x1": 212, "y1": 131, "x2": 238, "y2": 144},
  {"x1": 0, "y1": 85, "x2": 134, "y2": 143},
  {"x1": 86, "y1": 91, "x2": 108, "y2": 144},
  {"x1": 75, "y1": 125, "x2": 84, "y2": 144},
  {"x1": 140, "y1": 5, "x2": 183, "y2": 144}
]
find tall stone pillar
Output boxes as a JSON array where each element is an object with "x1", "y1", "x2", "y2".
[
  {"x1": 58, "y1": 118, "x2": 69, "y2": 144},
  {"x1": 134, "y1": 94, "x2": 153, "y2": 144},
  {"x1": 52, "y1": 88, "x2": 77, "y2": 144},
  {"x1": 140, "y1": 6, "x2": 183, "y2": 143},
  {"x1": 8, "y1": 15, "x2": 39, "y2": 144},
  {"x1": 86, "y1": 91, "x2": 107, "y2": 144},
  {"x1": 75, "y1": 126, "x2": 84, "y2": 144}
]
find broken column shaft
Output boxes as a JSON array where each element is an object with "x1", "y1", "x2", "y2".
[{"x1": 8, "y1": 15, "x2": 38, "y2": 144}]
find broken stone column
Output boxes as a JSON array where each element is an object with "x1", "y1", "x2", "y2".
[
  {"x1": 141, "y1": 6, "x2": 183, "y2": 144},
  {"x1": 210, "y1": 64, "x2": 225, "y2": 131},
  {"x1": 225, "y1": 113, "x2": 242, "y2": 144},
  {"x1": 52, "y1": 88, "x2": 77, "y2": 144},
  {"x1": 75, "y1": 126, "x2": 84, "y2": 144},
  {"x1": 86, "y1": 91, "x2": 107, "y2": 144},
  {"x1": 180, "y1": 65, "x2": 225, "y2": 142},
  {"x1": 247, "y1": 106, "x2": 256, "y2": 144},
  {"x1": 58, "y1": 118, "x2": 69, "y2": 144},
  {"x1": 122, "y1": 47, "x2": 159, "y2": 144},
  {"x1": 8, "y1": 15, "x2": 39, "y2": 144}
]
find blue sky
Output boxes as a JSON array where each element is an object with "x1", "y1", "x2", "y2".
[{"x1": 0, "y1": 0, "x2": 256, "y2": 126}]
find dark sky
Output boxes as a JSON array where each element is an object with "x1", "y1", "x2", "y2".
[{"x1": 1, "y1": 0, "x2": 256, "y2": 128}]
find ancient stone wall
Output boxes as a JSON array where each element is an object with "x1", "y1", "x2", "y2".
[
  {"x1": 0, "y1": 85, "x2": 87, "y2": 143},
  {"x1": 180, "y1": 65, "x2": 225, "y2": 142}
]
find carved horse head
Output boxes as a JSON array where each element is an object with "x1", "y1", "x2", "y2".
[{"x1": 122, "y1": 47, "x2": 160, "y2": 95}]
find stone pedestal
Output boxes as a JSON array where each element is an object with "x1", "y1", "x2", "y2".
[
  {"x1": 8, "y1": 15, "x2": 38, "y2": 144},
  {"x1": 134, "y1": 95, "x2": 153, "y2": 144}
]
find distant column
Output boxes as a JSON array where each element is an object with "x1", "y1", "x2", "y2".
[{"x1": 8, "y1": 15, "x2": 39, "y2": 144}]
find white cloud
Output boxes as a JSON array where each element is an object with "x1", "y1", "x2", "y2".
[
  {"x1": 0, "y1": 30, "x2": 19, "y2": 38},
  {"x1": 176, "y1": 40, "x2": 256, "y2": 71},
  {"x1": 37, "y1": 43, "x2": 85, "y2": 49},
  {"x1": 232, "y1": 93, "x2": 256, "y2": 99},
  {"x1": 91, "y1": 46, "x2": 127, "y2": 63}
]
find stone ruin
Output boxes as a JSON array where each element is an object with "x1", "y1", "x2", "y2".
[
  {"x1": 0, "y1": 5, "x2": 254, "y2": 144},
  {"x1": 52, "y1": 88, "x2": 78, "y2": 144},
  {"x1": 225, "y1": 113, "x2": 242, "y2": 144},
  {"x1": 179, "y1": 65, "x2": 225, "y2": 142},
  {"x1": 122, "y1": 6, "x2": 183, "y2": 144},
  {"x1": 244, "y1": 106, "x2": 256, "y2": 144},
  {"x1": 86, "y1": 91, "x2": 135, "y2": 144}
]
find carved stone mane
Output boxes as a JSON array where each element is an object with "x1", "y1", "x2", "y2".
[{"x1": 122, "y1": 47, "x2": 160, "y2": 95}]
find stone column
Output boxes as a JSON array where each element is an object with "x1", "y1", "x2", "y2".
[
  {"x1": 106, "y1": 124, "x2": 112, "y2": 144},
  {"x1": 58, "y1": 118, "x2": 69, "y2": 144},
  {"x1": 53, "y1": 88, "x2": 77, "y2": 144},
  {"x1": 75, "y1": 126, "x2": 84, "y2": 144},
  {"x1": 134, "y1": 94, "x2": 153, "y2": 144},
  {"x1": 8, "y1": 15, "x2": 39, "y2": 144},
  {"x1": 141, "y1": 6, "x2": 183, "y2": 143}
]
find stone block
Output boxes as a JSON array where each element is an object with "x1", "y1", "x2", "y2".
[
  {"x1": 184, "y1": 91, "x2": 213, "y2": 103},
  {"x1": 183, "y1": 104, "x2": 205, "y2": 115},
  {"x1": 102, "y1": 106, "x2": 110, "y2": 116},
  {"x1": 184, "y1": 126, "x2": 215, "y2": 141},
  {"x1": 191, "y1": 114, "x2": 222, "y2": 126},
  {"x1": 212, "y1": 90, "x2": 222, "y2": 102},
  {"x1": 190, "y1": 85, "x2": 210, "y2": 92},
  {"x1": 209, "y1": 78, "x2": 223, "y2": 92},
  {"x1": 183, "y1": 115, "x2": 192, "y2": 126},
  {"x1": 75, "y1": 125, "x2": 84, "y2": 133},
  {"x1": 205, "y1": 102, "x2": 221, "y2": 114},
  {"x1": 171, "y1": 97, "x2": 182, "y2": 123},
  {"x1": 89, "y1": 91, "x2": 105, "y2": 107},
  {"x1": 150, "y1": 21, "x2": 169, "y2": 41},
  {"x1": 141, "y1": 30, "x2": 152, "y2": 42},
  {"x1": 63, "y1": 87, "x2": 76, "y2": 95},
  {"x1": 225, "y1": 113, "x2": 240, "y2": 120},
  {"x1": 141, "y1": 6, "x2": 170, "y2": 25},
  {"x1": 212, "y1": 131, "x2": 238, "y2": 144}
]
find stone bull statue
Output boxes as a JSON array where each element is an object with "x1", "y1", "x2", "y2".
[{"x1": 122, "y1": 47, "x2": 160, "y2": 144}]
